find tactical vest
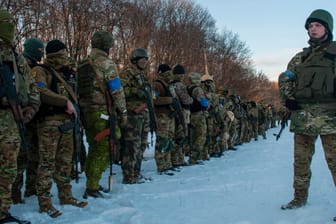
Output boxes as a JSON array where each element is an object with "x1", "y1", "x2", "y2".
[
  {"x1": 294, "y1": 42, "x2": 336, "y2": 103},
  {"x1": 187, "y1": 85, "x2": 203, "y2": 112},
  {"x1": 77, "y1": 60, "x2": 95, "y2": 99},
  {"x1": 0, "y1": 58, "x2": 29, "y2": 107}
]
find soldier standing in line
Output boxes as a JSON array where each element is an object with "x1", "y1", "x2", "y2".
[
  {"x1": 34, "y1": 39, "x2": 87, "y2": 218},
  {"x1": 279, "y1": 10, "x2": 336, "y2": 220},
  {"x1": 78, "y1": 31, "x2": 127, "y2": 198},
  {"x1": 119, "y1": 48, "x2": 153, "y2": 184},
  {"x1": 11, "y1": 37, "x2": 44, "y2": 204},
  {"x1": 248, "y1": 101, "x2": 259, "y2": 141},
  {"x1": 170, "y1": 64, "x2": 193, "y2": 168},
  {"x1": 200, "y1": 74, "x2": 218, "y2": 159},
  {"x1": 153, "y1": 64, "x2": 176, "y2": 175},
  {"x1": 0, "y1": 9, "x2": 39, "y2": 224},
  {"x1": 187, "y1": 72, "x2": 209, "y2": 165}
]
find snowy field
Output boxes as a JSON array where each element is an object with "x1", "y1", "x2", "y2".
[{"x1": 12, "y1": 125, "x2": 336, "y2": 224}]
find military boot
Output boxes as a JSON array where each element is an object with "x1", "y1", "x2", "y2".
[
  {"x1": 0, "y1": 213, "x2": 31, "y2": 224},
  {"x1": 39, "y1": 204, "x2": 62, "y2": 218},
  {"x1": 281, "y1": 189, "x2": 307, "y2": 210},
  {"x1": 60, "y1": 196, "x2": 88, "y2": 208},
  {"x1": 83, "y1": 188, "x2": 104, "y2": 199}
]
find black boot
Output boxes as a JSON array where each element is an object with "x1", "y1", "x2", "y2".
[
  {"x1": 83, "y1": 188, "x2": 104, "y2": 199},
  {"x1": 0, "y1": 213, "x2": 31, "y2": 224}
]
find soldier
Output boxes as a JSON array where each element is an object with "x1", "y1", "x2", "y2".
[
  {"x1": 34, "y1": 39, "x2": 87, "y2": 218},
  {"x1": 200, "y1": 74, "x2": 217, "y2": 159},
  {"x1": 187, "y1": 72, "x2": 209, "y2": 165},
  {"x1": 248, "y1": 101, "x2": 259, "y2": 141},
  {"x1": 78, "y1": 31, "x2": 127, "y2": 198},
  {"x1": 278, "y1": 10, "x2": 336, "y2": 219},
  {"x1": 119, "y1": 48, "x2": 153, "y2": 184},
  {"x1": 170, "y1": 64, "x2": 193, "y2": 167},
  {"x1": 11, "y1": 37, "x2": 44, "y2": 204},
  {"x1": 153, "y1": 64, "x2": 176, "y2": 175},
  {"x1": 0, "y1": 9, "x2": 39, "y2": 224}
]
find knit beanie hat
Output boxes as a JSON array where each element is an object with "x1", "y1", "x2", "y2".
[
  {"x1": 23, "y1": 38, "x2": 44, "y2": 62},
  {"x1": 172, "y1": 64, "x2": 185, "y2": 75},
  {"x1": 157, "y1": 64, "x2": 171, "y2": 74},
  {"x1": 46, "y1": 39, "x2": 66, "y2": 54}
]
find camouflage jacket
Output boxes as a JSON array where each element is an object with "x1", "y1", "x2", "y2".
[{"x1": 278, "y1": 41, "x2": 336, "y2": 135}]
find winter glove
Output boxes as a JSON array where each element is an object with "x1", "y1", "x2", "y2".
[
  {"x1": 285, "y1": 99, "x2": 300, "y2": 110},
  {"x1": 22, "y1": 106, "x2": 35, "y2": 123}
]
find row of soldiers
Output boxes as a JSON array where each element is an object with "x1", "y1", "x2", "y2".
[
  {"x1": 151, "y1": 64, "x2": 279, "y2": 177},
  {"x1": 0, "y1": 9, "x2": 279, "y2": 223}
]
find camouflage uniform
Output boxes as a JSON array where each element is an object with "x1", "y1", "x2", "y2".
[
  {"x1": 153, "y1": 68, "x2": 175, "y2": 173},
  {"x1": 187, "y1": 72, "x2": 208, "y2": 164},
  {"x1": 78, "y1": 31, "x2": 127, "y2": 197},
  {"x1": 11, "y1": 38, "x2": 44, "y2": 204},
  {"x1": 248, "y1": 101, "x2": 259, "y2": 141},
  {"x1": 201, "y1": 74, "x2": 218, "y2": 158},
  {"x1": 170, "y1": 65, "x2": 193, "y2": 167},
  {"x1": 119, "y1": 48, "x2": 151, "y2": 184},
  {"x1": 34, "y1": 40, "x2": 87, "y2": 218},
  {"x1": 279, "y1": 9, "x2": 336, "y2": 210},
  {"x1": 0, "y1": 9, "x2": 39, "y2": 224}
]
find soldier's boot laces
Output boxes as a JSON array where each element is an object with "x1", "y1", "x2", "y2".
[
  {"x1": 39, "y1": 205, "x2": 62, "y2": 218},
  {"x1": 60, "y1": 197, "x2": 88, "y2": 208},
  {"x1": 281, "y1": 198, "x2": 306, "y2": 210},
  {"x1": 0, "y1": 213, "x2": 31, "y2": 224}
]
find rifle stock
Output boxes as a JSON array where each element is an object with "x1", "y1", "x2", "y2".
[{"x1": 274, "y1": 111, "x2": 291, "y2": 141}]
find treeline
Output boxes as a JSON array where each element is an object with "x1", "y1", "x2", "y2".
[{"x1": 1, "y1": 0, "x2": 281, "y2": 108}]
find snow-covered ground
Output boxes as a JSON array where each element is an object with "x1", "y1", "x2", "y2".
[{"x1": 12, "y1": 125, "x2": 336, "y2": 224}]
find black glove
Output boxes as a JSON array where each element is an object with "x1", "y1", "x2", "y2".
[{"x1": 285, "y1": 99, "x2": 300, "y2": 110}]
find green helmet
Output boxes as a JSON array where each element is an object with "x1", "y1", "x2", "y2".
[
  {"x1": 130, "y1": 48, "x2": 149, "y2": 61},
  {"x1": 0, "y1": 9, "x2": 15, "y2": 45},
  {"x1": 23, "y1": 38, "x2": 44, "y2": 62},
  {"x1": 305, "y1": 9, "x2": 333, "y2": 39},
  {"x1": 188, "y1": 72, "x2": 202, "y2": 85},
  {"x1": 91, "y1": 30, "x2": 114, "y2": 50}
]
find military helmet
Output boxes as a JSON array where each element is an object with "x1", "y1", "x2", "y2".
[
  {"x1": 23, "y1": 38, "x2": 44, "y2": 62},
  {"x1": 200, "y1": 74, "x2": 213, "y2": 82},
  {"x1": 188, "y1": 72, "x2": 202, "y2": 84},
  {"x1": 305, "y1": 9, "x2": 333, "y2": 39},
  {"x1": 172, "y1": 64, "x2": 185, "y2": 75},
  {"x1": 0, "y1": 9, "x2": 15, "y2": 44},
  {"x1": 91, "y1": 30, "x2": 114, "y2": 50},
  {"x1": 130, "y1": 48, "x2": 149, "y2": 61}
]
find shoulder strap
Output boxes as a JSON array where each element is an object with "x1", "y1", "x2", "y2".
[{"x1": 40, "y1": 64, "x2": 78, "y2": 104}]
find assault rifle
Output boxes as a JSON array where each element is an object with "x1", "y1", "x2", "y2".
[
  {"x1": 143, "y1": 85, "x2": 157, "y2": 146},
  {"x1": 0, "y1": 64, "x2": 28, "y2": 151},
  {"x1": 274, "y1": 110, "x2": 291, "y2": 141},
  {"x1": 168, "y1": 84, "x2": 187, "y2": 136}
]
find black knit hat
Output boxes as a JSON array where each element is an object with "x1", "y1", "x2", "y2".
[
  {"x1": 46, "y1": 39, "x2": 66, "y2": 54},
  {"x1": 157, "y1": 64, "x2": 171, "y2": 74},
  {"x1": 172, "y1": 64, "x2": 185, "y2": 75}
]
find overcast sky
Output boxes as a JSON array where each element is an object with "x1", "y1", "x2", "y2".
[{"x1": 193, "y1": 0, "x2": 336, "y2": 81}]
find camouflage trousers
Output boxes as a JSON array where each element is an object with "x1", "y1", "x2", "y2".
[
  {"x1": 121, "y1": 111, "x2": 149, "y2": 183},
  {"x1": 171, "y1": 118, "x2": 187, "y2": 166},
  {"x1": 228, "y1": 119, "x2": 237, "y2": 148},
  {"x1": 0, "y1": 110, "x2": 20, "y2": 219},
  {"x1": 12, "y1": 122, "x2": 39, "y2": 202},
  {"x1": 292, "y1": 133, "x2": 336, "y2": 200},
  {"x1": 205, "y1": 116, "x2": 216, "y2": 158},
  {"x1": 36, "y1": 117, "x2": 74, "y2": 209},
  {"x1": 189, "y1": 111, "x2": 207, "y2": 164},
  {"x1": 155, "y1": 113, "x2": 174, "y2": 172}
]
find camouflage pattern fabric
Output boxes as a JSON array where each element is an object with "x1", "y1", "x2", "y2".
[{"x1": 119, "y1": 63, "x2": 150, "y2": 183}]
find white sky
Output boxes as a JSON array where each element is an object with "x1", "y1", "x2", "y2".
[
  {"x1": 193, "y1": 0, "x2": 336, "y2": 81},
  {"x1": 12, "y1": 127, "x2": 336, "y2": 224}
]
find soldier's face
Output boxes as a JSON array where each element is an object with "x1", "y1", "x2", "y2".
[
  {"x1": 308, "y1": 22, "x2": 327, "y2": 39},
  {"x1": 136, "y1": 57, "x2": 148, "y2": 70}
]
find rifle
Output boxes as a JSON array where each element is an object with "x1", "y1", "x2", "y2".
[
  {"x1": 0, "y1": 64, "x2": 28, "y2": 151},
  {"x1": 274, "y1": 110, "x2": 291, "y2": 141},
  {"x1": 168, "y1": 84, "x2": 187, "y2": 136},
  {"x1": 143, "y1": 84, "x2": 157, "y2": 146},
  {"x1": 105, "y1": 90, "x2": 117, "y2": 192}
]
